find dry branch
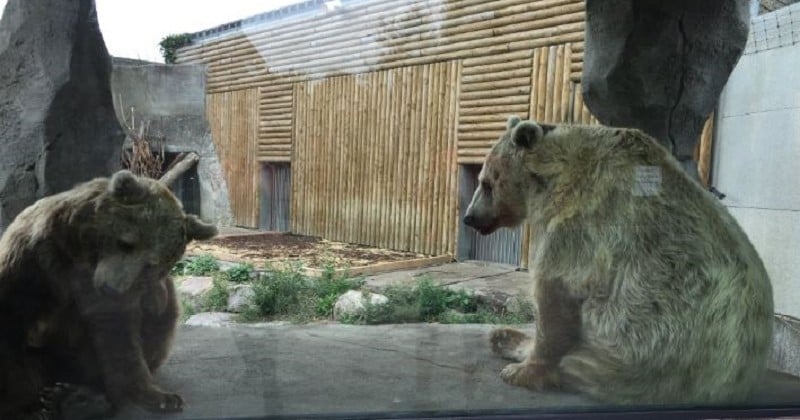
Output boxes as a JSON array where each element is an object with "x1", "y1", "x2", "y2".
[{"x1": 159, "y1": 152, "x2": 200, "y2": 186}]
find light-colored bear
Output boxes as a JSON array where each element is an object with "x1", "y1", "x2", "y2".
[{"x1": 463, "y1": 116, "x2": 773, "y2": 404}]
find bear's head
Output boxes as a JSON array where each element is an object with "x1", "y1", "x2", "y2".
[
  {"x1": 90, "y1": 170, "x2": 218, "y2": 295},
  {"x1": 463, "y1": 115, "x2": 552, "y2": 235}
]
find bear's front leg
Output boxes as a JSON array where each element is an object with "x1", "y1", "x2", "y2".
[
  {"x1": 499, "y1": 277, "x2": 581, "y2": 391},
  {"x1": 85, "y1": 304, "x2": 183, "y2": 413}
]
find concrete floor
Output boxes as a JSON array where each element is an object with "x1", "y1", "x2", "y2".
[{"x1": 112, "y1": 322, "x2": 800, "y2": 420}]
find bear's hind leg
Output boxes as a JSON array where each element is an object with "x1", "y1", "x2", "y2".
[{"x1": 141, "y1": 278, "x2": 180, "y2": 373}]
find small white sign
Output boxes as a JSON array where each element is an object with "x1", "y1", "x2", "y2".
[{"x1": 632, "y1": 166, "x2": 662, "y2": 197}]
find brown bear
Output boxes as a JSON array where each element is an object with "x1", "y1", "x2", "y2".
[
  {"x1": 0, "y1": 170, "x2": 218, "y2": 418},
  {"x1": 463, "y1": 116, "x2": 774, "y2": 405}
]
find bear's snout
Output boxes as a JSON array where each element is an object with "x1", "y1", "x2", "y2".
[{"x1": 463, "y1": 214, "x2": 476, "y2": 227}]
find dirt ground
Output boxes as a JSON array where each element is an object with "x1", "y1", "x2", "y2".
[{"x1": 186, "y1": 232, "x2": 427, "y2": 269}]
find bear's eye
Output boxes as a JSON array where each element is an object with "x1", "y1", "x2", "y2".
[
  {"x1": 117, "y1": 239, "x2": 136, "y2": 252},
  {"x1": 480, "y1": 180, "x2": 492, "y2": 194}
]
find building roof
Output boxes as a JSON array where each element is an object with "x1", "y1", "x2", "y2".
[{"x1": 188, "y1": 0, "x2": 334, "y2": 43}]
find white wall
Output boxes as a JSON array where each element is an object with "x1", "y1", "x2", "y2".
[{"x1": 714, "y1": 4, "x2": 800, "y2": 318}]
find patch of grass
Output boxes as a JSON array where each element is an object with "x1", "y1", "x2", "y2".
[
  {"x1": 202, "y1": 273, "x2": 230, "y2": 312},
  {"x1": 171, "y1": 260, "x2": 188, "y2": 276},
  {"x1": 184, "y1": 254, "x2": 219, "y2": 276},
  {"x1": 176, "y1": 258, "x2": 532, "y2": 327},
  {"x1": 341, "y1": 277, "x2": 534, "y2": 326},
  {"x1": 239, "y1": 265, "x2": 311, "y2": 322},
  {"x1": 236, "y1": 262, "x2": 365, "y2": 323},
  {"x1": 225, "y1": 262, "x2": 255, "y2": 283},
  {"x1": 313, "y1": 263, "x2": 365, "y2": 317},
  {"x1": 179, "y1": 296, "x2": 196, "y2": 322}
]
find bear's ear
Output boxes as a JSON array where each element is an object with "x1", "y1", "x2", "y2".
[
  {"x1": 511, "y1": 121, "x2": 545, "y2": 148},
  {"x1": 506, "y1": 115, "x2": 522, "y2": 130},
  {"x1": 109, "y1": 170, "x2": 148, "y2": 203},
  {"x1": 186, "y1": 214, "x2": 218, "y2": 241}
]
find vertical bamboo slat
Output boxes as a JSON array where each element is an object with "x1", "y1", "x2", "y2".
[
  {"x1": 696, "y1": 113, "x2": 715, "y2": 187},
  {"x1": 290, "y1": 63, "x2": 456, "y2": 254},
  {"x1": 447, "y1": 60, "x2": 461, "y2": 254},
  {"x1": 206, "y1": 88, "x2": 259, "y2": 228}
]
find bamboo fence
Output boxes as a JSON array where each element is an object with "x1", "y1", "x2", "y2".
[
  {"x1": 292, "y1": 62, "x2": 460, "y2": 255},
  {"x1": 183, "y1": 0, "x2": 592, "y2": 253},
  {"x1": 182, "y1": 0, "x2": 713, "y2": 258},
  {"x1": 176, "y1": 0, "x2": 586, "y2": 94},
  {"x1": 258, "y1": 83, "x2": 293, "y2": 161},
  {"x1": 206, "y1": 89, "x2": 260, "y2": 227}
]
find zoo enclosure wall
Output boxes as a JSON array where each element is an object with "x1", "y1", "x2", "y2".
[{"x1": 176, "y1": 0, "x2": 713, "y2": 263}]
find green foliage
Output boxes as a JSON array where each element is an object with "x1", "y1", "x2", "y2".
[
  {"x1": 184, "y1": 254, "x2": 219, "y2": 275},
  {"x1": 159, "y1": 33, "x2": 193, "y2": 64},
  {"x1": 341, "y1": 277, "x2": 534, "y2": 325},
  {"x1": 172, "y1": 257, "x2": 532, "y2": 327},
  {"x1": 313, "y1": 263, "x2": 365, "y2": 317},
  {"x1": 171, "y1": 260, "x2": 187, "y2": 276},
  {"x1": 203, "y1": 274, "x2": 230, "y2": 312},
  {"x1": 226, "y1": 263, "x2": 255, "y2": 283},
  {"x1": 179, "y1": 296, "x2": 196, "y2": 322},
  {"x1": 244, "y1": 267, "x2": 310, "y2": 319}
]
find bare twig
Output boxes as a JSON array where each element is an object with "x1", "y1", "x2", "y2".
[{"x1": 121, "y1": 122, "x2": 166, "y2": 179}]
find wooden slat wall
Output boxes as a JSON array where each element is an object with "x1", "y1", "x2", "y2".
[
  {"x1": 206, "y1": 89, "x2": 260, "y2": 227},
  {"x1": 292, "y1": 62, "x2": 460, "y2": 255},
  {"x1": 258, "y1": 84, "x2": 293, "y2": 161},
  {"x1": 458, "y1": 43, "x2": 592, "y2": 164},
  {"x1": 176, "y1": 0, "x2": 586, "y2": 93}
]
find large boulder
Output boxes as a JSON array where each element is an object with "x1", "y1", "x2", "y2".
[
  {"x1": 581, "y1": 0, "x2": 752, "y2": 177},
  {"x1": 0, "y1": 0, "x2": 124, "y2": 231}
]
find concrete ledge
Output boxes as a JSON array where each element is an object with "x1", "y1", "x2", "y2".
[
  {"x1": 112, "y1": 323, "x2": 800, "y2": 419},
  {"x1": 770, "y1": 314, "x2": 800, "y2": 378}
]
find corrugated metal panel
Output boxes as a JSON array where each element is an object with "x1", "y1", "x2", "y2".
[
  {"x1": 457, "y1": 165, "x2": 522, "y2": 266},
  {"x1": 259, "y1": 163, "x2": 291, "y2": 232}
]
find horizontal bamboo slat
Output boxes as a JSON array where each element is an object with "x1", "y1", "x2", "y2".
[
  {"x1": 457, "y1": 46, "x2": 543, "y2": 161},
  {"x1": 257, "y1": 85, "x2": 294, "y2": 161},
  {"x1": 177, "y1": 0, "x2": 586, "y2": 93}
]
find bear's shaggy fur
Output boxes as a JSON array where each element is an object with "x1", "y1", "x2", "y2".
[
  {"x1": 464, "y1": 116, "x2": 774, "y2": 404},
  {"x1": 0, "y1": 170, "x2": 218, "y2": 418}
]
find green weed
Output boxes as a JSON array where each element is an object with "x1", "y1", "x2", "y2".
[
  {"x1": 184, "y1": 254, "x2": 219, "y2": 275},
  {"x1": 226, "y1": 262, "x2": 255, "y2": 283},
  {"x1": 202, "y1": 273, "x2": 230, "y2": 312}
]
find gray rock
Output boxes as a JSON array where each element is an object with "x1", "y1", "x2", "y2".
[
  {"x1": 581, "y1": 0, "x2": 751, "y2": 177},
  {"x1": 227, "y1": 284, "x2": 255, "y2": 313},
  {"x1": 177, "y1": 276, "x2": 214, "y2": 299},
  {"x1": 185, "y1": 312, "x2": 235, "y2": 327},
  {"x1": 333, "y1": 290, "x2": 388, "y2": 321},
  {"x1": 0, "y1": 0, "x2": 124, "y2": 231}
]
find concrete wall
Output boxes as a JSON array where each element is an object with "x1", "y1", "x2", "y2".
[
  {"x1": 110, "y1": 61, "x2": 233, "y2": 226},
  {"x1": 714, "y1": 4, "x2": 800, "y2": 319}
]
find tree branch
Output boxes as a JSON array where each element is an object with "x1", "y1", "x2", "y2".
[{"x1": 159, "y1": 152, "x2": 200, "y2": 186}]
